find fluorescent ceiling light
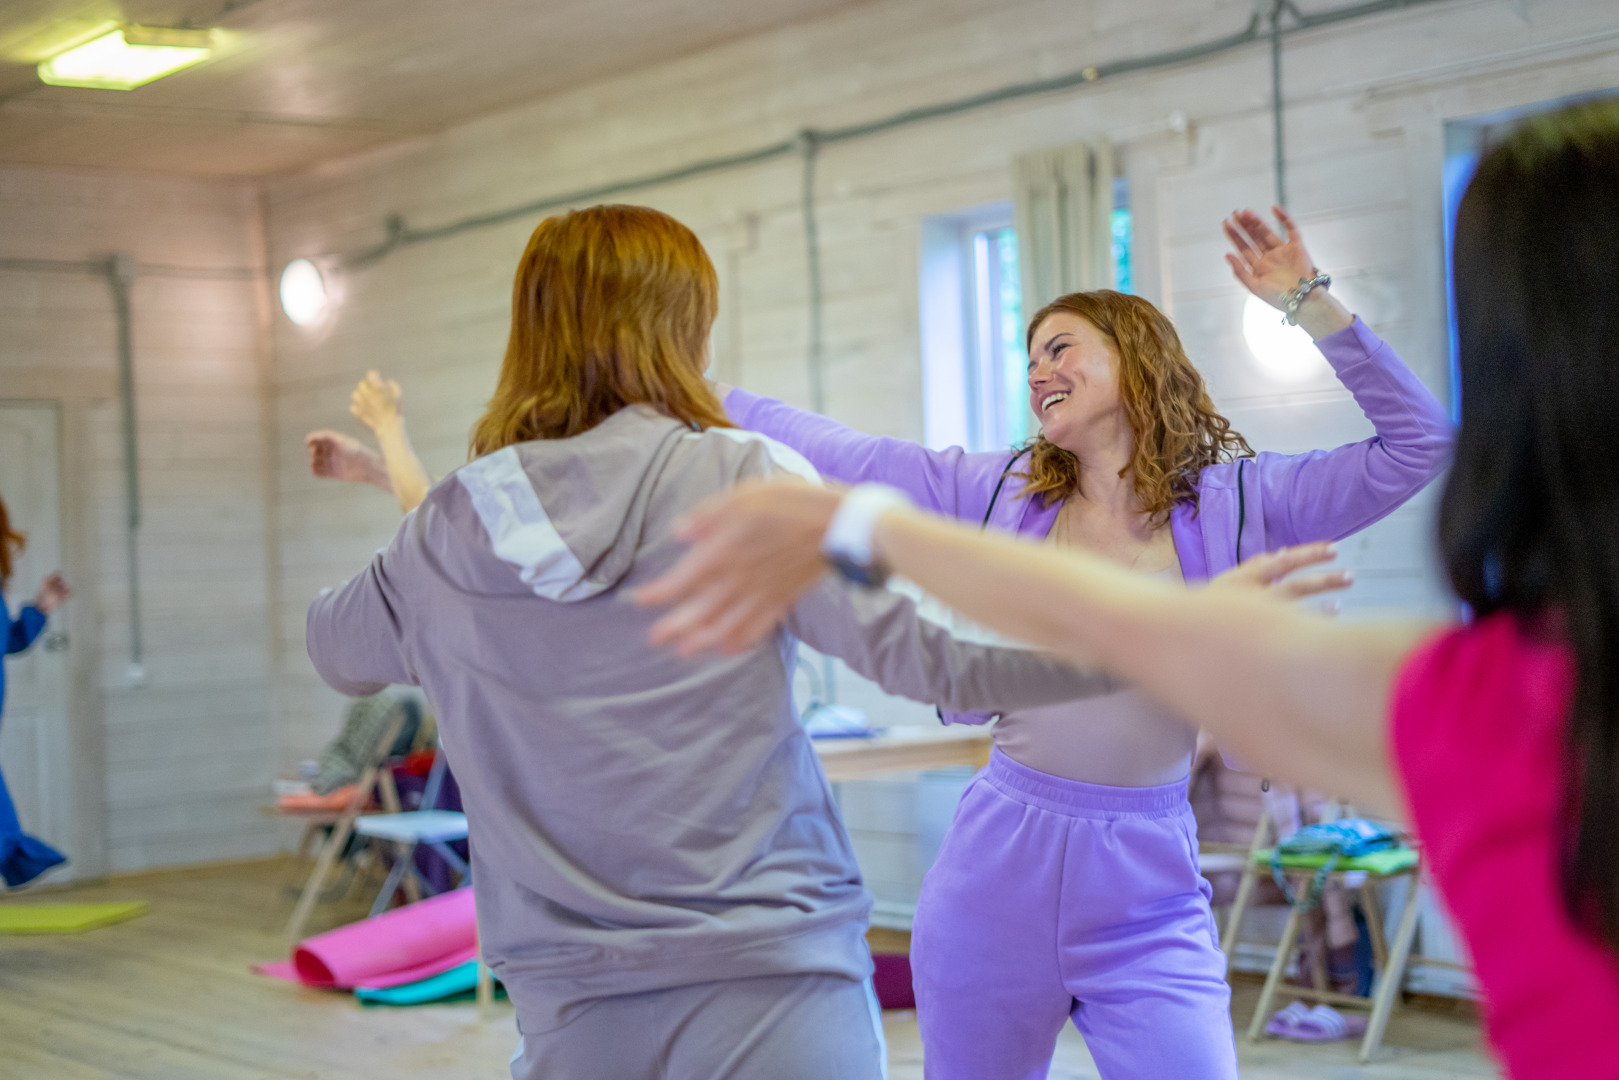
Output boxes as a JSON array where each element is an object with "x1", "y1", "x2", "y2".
[
  {"x1": 280, "y1": 259, "x2": 331, "y2": 327},
  {"x1": 38, "y1": 28, "x2": 213, "y2": 91}
]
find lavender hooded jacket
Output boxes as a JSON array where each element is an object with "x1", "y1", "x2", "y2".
[{"x1": 727, "y1": 317, "x2": 1456, "y2": 725}]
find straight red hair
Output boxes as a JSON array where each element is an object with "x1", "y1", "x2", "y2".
[{"x1": 470, "y1": 204, "x2": 731, "y2": 457}]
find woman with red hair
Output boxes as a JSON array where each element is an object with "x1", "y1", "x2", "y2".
[{"x1": 643, "y1": 101, "x2": 1619, "y2": 1079}]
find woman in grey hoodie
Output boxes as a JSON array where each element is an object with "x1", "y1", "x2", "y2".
[{"x1": 306, "y1": 204, "x2": 1128, "y2": 1080}]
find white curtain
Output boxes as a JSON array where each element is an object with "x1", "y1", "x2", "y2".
[{"x1": 1011, "y1": 139, "x2": 1116, "y2": 317}]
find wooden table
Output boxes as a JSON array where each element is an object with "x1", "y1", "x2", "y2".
[{"x1": 813, "y1": 725, "x2": 992, "y2": 782}]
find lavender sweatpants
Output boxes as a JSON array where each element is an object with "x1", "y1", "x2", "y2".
[{"x1": 911, "y1": 749, "x2": 1237, "y2": 1080}]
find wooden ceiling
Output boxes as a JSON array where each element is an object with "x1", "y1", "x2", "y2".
[{"x1": 0, "y1": 0, "x2": 874, "y2": 178}]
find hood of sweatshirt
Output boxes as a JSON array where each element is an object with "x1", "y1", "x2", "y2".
[{"x1": 451, "y1": 404, "x2": 814, "y2": 604}]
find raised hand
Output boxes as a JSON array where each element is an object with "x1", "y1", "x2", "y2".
[
  {"x1": 350, "y1": 370, "x2": 404, "y2": 434},
  {"x1": 306, "y1": 429, "x2": 392, "y2": 491},
  {"x1": 1222, "y1": 207, "x2": 1353, "y2": 339},
  {"x1": 34, "y1": 572, "x2": 71, "y2": 615}
]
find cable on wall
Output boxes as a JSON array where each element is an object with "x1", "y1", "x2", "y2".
[{"x1": 1270, "y1": 0, "x2": 1289, "y2": 208}]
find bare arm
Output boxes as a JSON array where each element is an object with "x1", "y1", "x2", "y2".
[
  {"x1": 639, "y1": 481, "x2": 1434, "y2": 812},
  {"x1": 350, "y1": 372, "x2": 433, "y2": 514},
  {"x1": 870, "y1": 503, "x2": 1430, "y2": 813}
]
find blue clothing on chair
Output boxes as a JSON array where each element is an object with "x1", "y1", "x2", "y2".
[{"x1": 1, "y1": 594, "x2": 67, "y2": 888}]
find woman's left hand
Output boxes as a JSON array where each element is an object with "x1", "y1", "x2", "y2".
[
  {"x1": 1222, "y1": 206, "x2": 1319, "y2": 309},
  {"x1": 1222, "y1": 207, "x2": 1354, "y2": 340},
  {"x1": 34, "y1": 572, "x2": 71, "y2": 615},
  {"x1": 1208, "y1": 541, "x2": 1352, "y2": 604}
]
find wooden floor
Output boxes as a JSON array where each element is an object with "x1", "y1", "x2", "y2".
[{"x1": 0, "y1": 860, "x2": 1500, "y2": 1079}]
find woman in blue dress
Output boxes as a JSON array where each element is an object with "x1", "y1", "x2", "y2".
[{"x1": 1, "y1": 491, "x2": 71, "y2": 888}]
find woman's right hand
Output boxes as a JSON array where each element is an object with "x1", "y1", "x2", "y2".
[
  {"x1": 34, "y1": 572, "x2": 71, "y2": 615},
  {"x1": 306, "y1": 430, "x2": 392, "y2": 492},
  {"x1": 350, "y1": 370, "x2": 404, "y2": 434}
]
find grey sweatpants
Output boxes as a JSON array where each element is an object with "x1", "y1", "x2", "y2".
[{"x1": 509, "y1": 973, "x2": 888, "y2": 1080}]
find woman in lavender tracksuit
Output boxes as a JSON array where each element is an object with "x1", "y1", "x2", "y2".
[{"x1": 721, "y1": 208, "x2": 1455, "y2": 1079}]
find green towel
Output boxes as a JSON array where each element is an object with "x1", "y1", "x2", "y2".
[
  {"x1": 355, "y1": 960, "x2": 504, "y2": 1006},
  {"x1": 1255, "y1": 846, "x2": 1419, "y2": 875},
  {"x1": 0, "y1": 900, "x2": 149, "y2": 934}
]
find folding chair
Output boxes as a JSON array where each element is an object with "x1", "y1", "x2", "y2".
[
  {"x1": 1243, "y1": 844, "x2": 1428, "y2": 1063},
  {"x1": 1197, "y1": 802, "x2": 1273, "y2": 964},
  {"x1": 282, "y1": 710, "x2": 407, "y2": 943},
  {"x1": 353, "y1": 749, "x2": 470, "y2": 916}
]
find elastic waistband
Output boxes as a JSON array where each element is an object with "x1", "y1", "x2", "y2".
[{"x1": 982, "y1": 747, "x2": 1190, "y2": 819}]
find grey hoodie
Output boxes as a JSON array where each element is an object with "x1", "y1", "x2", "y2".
[{"x1": 306, "y1": 404, "x2": 1110, "y2": 1034}]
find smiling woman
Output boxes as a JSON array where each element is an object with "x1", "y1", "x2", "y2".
[
  {"x1": 1019, "y1": 290, "x2": 1252, "y2": 522},
  {"x1": 714, "y1": 206, "x2": 1455, "y2": 1080}
]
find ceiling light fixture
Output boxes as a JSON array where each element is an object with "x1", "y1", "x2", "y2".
[
  {"x1": 38, "y1": 27, "x2": 214, "y2": 91},
  {"x1": 279, "y1": 259, "x2": 331, "y2": 327}
]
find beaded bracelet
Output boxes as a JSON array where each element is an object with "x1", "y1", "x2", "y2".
[{"x1": 1280, "y1": 270, "x2": 1331, "y2": 326}]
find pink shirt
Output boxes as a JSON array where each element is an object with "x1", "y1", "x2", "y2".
[{"x1": 1391, "y1": 614, "x2": 1619, "y2": 1079}]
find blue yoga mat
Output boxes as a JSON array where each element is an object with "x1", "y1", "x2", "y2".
[{"x1": 355, "y1": 960, "x2": 503, "y2": 1006}]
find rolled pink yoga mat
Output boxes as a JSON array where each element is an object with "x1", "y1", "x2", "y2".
[{"x1": 258, "y1": 887, "x2": 479, "y2": 990}]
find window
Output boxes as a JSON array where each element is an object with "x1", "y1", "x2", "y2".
[
  {"x1": 968, "y1": 222, "x2": 1029, "y2": 452},
  {"x1": 1111, "y1": 177, "x2": 1133, "y2": 295},
  {"x1": 920, "y1": 185, "x2": 1131, "y2": 453}
]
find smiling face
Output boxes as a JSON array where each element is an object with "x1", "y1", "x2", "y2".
[{"x1": 1026, "y1": 312, "x2": 1126, "y2": 454}]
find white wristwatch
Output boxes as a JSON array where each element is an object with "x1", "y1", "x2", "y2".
[{"x1": 821, "y1": 484, "x2": 912, "y2": 587}]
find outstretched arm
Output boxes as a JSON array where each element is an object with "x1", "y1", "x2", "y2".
[
  {"x1": 639, "y1": 481, "x2": 1425, "y2": 812},
  {"x1": 306, "y1": 371, "x2": 435, "y2": 514},
  {"x1": 723, "y1": 384, "x2": 1009, "y2": 522}
]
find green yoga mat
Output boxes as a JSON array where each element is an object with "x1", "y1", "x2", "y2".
[
  {"x1": 1254, "y1": 847, "x2": 1419, "y2": 875},
  {"x1": 355, "y1": 960, "x2": 504, "y2": 1006},
  {"x1": 0, "y1": 900, "x2": 149, "y2": 934}
]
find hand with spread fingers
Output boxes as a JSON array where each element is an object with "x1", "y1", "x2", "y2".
[
  {"x1": 1207, "y1": 540, "x2": 1352, "y2": 605},
  {"x1": 1221, "y1": 206, "x2": 1353, "y2": 340}
]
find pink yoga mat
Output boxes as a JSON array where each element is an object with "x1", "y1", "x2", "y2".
[{"x1": 257, "y1": 887, "x2": 479, "y2": 990}]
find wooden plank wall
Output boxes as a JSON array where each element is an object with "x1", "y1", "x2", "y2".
[
  {"x1": 263, "y1": 0, "x2": 1619, "y2": 898},
  {"x1": 0, "y1": 166, "x2": 279, "y2": 873}
]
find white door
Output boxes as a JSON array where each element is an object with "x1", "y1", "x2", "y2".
[{"x1": 0, "y1": 402, "x2": 75, "y2": 882}]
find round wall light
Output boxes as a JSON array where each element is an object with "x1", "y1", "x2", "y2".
[
  {"x1": 1241, "y1": 293, "x2": 1328, "y2": 382},
  {"x1": 279, "y1": 258, "x2": 330, "y2": 327}
]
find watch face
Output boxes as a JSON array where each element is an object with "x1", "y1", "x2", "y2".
[{"x1": 829, "y1": 554, "x2": 888, "y2": 588}]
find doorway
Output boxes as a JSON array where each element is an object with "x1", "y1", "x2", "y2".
[{"x1": 0, "y1": 401, "x2": 77, "y2": 882}]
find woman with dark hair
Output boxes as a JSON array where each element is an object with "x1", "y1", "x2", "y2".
[
  {"x1": 698, "y1": 214, "x2": 1451, "y2": 1078},
  {"x1": 642, "y1": 101, "x2": 1619, "y2": 1078},
  {"x1": 0, "y1": 493, "x2": 71, "y2": 888}
]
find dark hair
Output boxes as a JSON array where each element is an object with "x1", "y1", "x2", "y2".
[{"x1": 1440, "y1": 100, "x2": 1619, "y2": 953}]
